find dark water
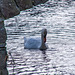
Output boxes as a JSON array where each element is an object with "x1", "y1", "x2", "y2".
[{"x1": 5, "y1": 0, "x2": 75, "y2": 75}]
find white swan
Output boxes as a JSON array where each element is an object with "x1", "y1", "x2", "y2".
[{"x1": 24, "y1": 28, "x2": 48, "y2": 50}]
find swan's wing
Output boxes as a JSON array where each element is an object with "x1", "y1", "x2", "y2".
[{"x1": 24, "y1": 37, "x2": 41, "y2": 49}]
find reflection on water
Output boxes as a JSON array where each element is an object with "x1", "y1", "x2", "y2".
[
  {"x1": 5, "y1": 0, "x2": 75, "y2": 75},
  {"x1": 41, "y1": 50, "x2": 47, "y2": 61}
]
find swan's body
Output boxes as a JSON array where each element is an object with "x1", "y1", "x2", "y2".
[
  {"x1": 24, "y1": 29, "x2": 48, "y2": 50},
  {"x1": 24, "y1": 37, "x2": 41, "y2": 49}
]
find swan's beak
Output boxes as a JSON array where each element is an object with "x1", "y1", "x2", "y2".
[
  {"x1": 44, "y1": 35, "x2": 46, "y2": 43},
  {"x1": 44, "y1": 37, "x2": 46, "y2": 43}
]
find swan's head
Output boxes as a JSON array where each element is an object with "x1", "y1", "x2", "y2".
[
  {"x1": 40, "y1": 28, "x2": 48, "y2": 50},
  {"x1": 41, "y1": 28, "x2": 47, "y2": 43}
]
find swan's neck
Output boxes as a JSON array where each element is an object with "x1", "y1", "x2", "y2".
[
  {"x1": 41, "y1": 35, "x2": 45, "y2": 44},
  {"x1": 40, "y1": 35, "x2": 47, "y2": 50}
]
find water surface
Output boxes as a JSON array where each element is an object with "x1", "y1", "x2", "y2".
[{"x1": 5, "y1": 1, "x2": 75, "y2": 75}]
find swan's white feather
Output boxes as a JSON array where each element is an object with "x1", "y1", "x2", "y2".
[{"x1": 24, "y1": 37, "x2": 41, "y2": 49}]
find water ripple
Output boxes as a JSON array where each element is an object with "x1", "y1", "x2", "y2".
[{"x1": 5, "y1": 1, "x2": 75, "y2": 75}]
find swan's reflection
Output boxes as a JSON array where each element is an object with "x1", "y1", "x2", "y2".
[
  {"x1": 41, "y1": 50, "x2": 47, "y2": 61},
  {"x1": 41, "y1": 50, "x2": 51, "y2": 62}
]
